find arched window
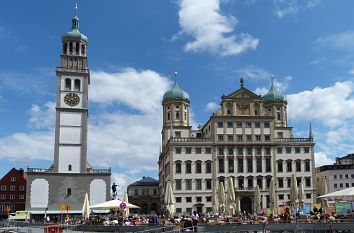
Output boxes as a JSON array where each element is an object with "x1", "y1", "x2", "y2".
[
  {"x1": 74, "y1": 79, "x2": 80, "y2": 91},
  {"x1": 65, "y1": 78, "x2": 71, "y2": 90},
  {"x1": 68, "y1": 165, "x2": 72, "y2": 171},
  {"x1": 76, "y1": 42, "x2": 79, "y2": 54},
  {"x1": 67, "y1": 188, "x2": 71, "y2": 196},
  {"x1": 81, "y1": 44, "x2": 86, "y2": 55},
  {"x1": 69, "y1": 42, "x2": 73, "y2": 53},
  {"x1": 63, "y1": 43, "x2": 67, "y2": 54}
]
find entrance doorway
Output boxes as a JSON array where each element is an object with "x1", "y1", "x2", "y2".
[{"x1": 240, "y1": 197, "x2": 252, "y2": 213}]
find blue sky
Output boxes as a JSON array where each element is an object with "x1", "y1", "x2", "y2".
[{"x1": 1, "y1": 0, "x2": 354, "y2": 197}]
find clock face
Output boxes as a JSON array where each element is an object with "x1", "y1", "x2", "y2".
[{"x1": 64, "y1": 93, "x2": 80, "y2": 107}]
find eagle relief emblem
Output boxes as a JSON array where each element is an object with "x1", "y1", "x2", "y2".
[{"x1": 237, "y1": 103, "x2": 249, "y2": 115}]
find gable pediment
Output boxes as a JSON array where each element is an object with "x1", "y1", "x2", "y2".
[{"x1": 223, "y1": 87, "x2": 261, "y2": 100}]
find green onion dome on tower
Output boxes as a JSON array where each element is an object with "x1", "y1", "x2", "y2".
[
  {"x1": 262, "y1": 79, "x2": 285, "y2": 102},
  {"x1": 163, "y1": 81, "x2": 190, "y2": 102},
  {"x1": 62, "y1": 15, "x2": 88, "y2": 43}
]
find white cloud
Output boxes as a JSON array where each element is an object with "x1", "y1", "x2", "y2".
[
  {"x1": 314, "y1": 31, "x2": 354, "y2": 53},
  {"x1": 254, "y1": 87, "x2": 268, "y2": 96},
  {"x1": 111, "y1": 173, "x2": 144, "y2": 199},
  {"x1": 273, "y1": 0, "x2": 320, "y2": 18},
  {"x1": 28, "y1": 102, "x2": 55, "y2": 129},
  {"x1": 205, "y1": 101, "x2": 218, "y2": 111},
  {"x1": 236, "y1": 66, "x2": 271, "y2": 81},
  {"x1": 314, "y1": 152, "x2": 334, "y2": 167},
  {"x1": 90, "y1": 68, "x2": 170, "y2": 114},
  {"x1": 177, "y1": 0, "x2": 259, "y2": 56},
  {"x1": 287, "y1": 81, "x2": 354, "y2": 126}
]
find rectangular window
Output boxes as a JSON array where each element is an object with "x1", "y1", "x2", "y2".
[
  {"x1": 196, "y1": 179, "x2": 202, "y2": 190},
  {"x1": 219, "y1": 158, "x2": 225, "y2": 173},
  {"x1": 0, "y1": 194, "x2": 6, "y2": 200},
  {"x1": 265, "y1": 148, "x2": 271, "y2": 155},
  {"x1": 176, "y1": 163, "x2": 181, "y2": 173},
  {"x1": 256, "y1": 157, "x2": 262, "y2": 172},
  {"x1": 228, "y1": 135, "x2": 233, "y2": 141},
  {"x1": 19, "y1": 195, "x2": 24, "y2": 200},
  {"x1": 134, "y1": 189, "x2": 138, "y2": 195},
  {"x1": 196, "y1": 196, "x2": 202, "y2": 202},
  {"x1": 255, "y1": 122, "x2": 260, "y2": 128},
  {"x1": 334, "y1": 175, "x2": 337, "y2": 179},
  {"x1": 279, "y1": 194, "x2": 284, "y2": 200},
  {"x1": 256, "y1": 148, "x2": 261, "y2": 155},
  {"x1": 265, "y1": 157, "x2": 271, "y2": 172},
  {"x1": 228, "y1": 158, "x2": 234, "y2": 172},
  {"x1": 340, "y1": 183, "x2": 343, "y2": 188},
  {"x1": 186, "y1": 179, "x2": 192, "y2": 190},
  {"x1": 175, "y1": 147, "x2": 181, "y2": 154},
  {"x1": 277, "y1": 147, "x2": 283, "y2": 154},
  {"x1": 0, "y1": 186, "x2": 6, "y2": 191},
  {"x1": 205, "y1": 148, "x2": 212, "y2": 154},
  {"x1": 277, "y1": 160, "x2": 283, "y2": 172},
  {"x1": 238, "y1": 158, "x2": 244, "y2": 173},
  {"x1": 246, "y1": 122, "x2": 252, "y2": 128},
  {"x1": 287, "y1": 178, "x2": 291, "y2": 188},
  {"x1": 10, "y1": 195, "x2": 15, "y2": 200},
  {"x1": 218, "y1": 148, "x2": 224, "y2": 155},
  {"x1": 195, "y1": 162, "x2": 202, "y2": 173},
  {"x1": 257, "y1": 178, "x2": 263, "y2": 188},
  {"x1": 218, "y1": 135, "x2": 224, "y2": 141},
  {"x1": 238, "y1": 178, "x2": 244, "y2": 189},
  {"x1": 186, "y1": 197, "x2": 192, "y2": 202},
  {"x1": 264, "y1": 135, "x2": 270, "y2": 141},
  {"x1": 334, "y1": 183, "x2": 337, "y2": 188},
  {"x1": 247, "y1": 147, "x2": 252, "y2": 155},
  {"x1": 217, "y1": 122, "x2": 223, "y2": 128},
  {"x1": 206, "y1": 179, "x2": 212, "y2": 190},
  {"x1": 345, "y1": 174, "x2": 349, "y2": 179},
  {"x1": 10, "y1": 186, "x2": 15, "y2": 191},
  {"x1": 206, "y1": 196, "x2": 212, "y2": 202},
  {"x1": 175, "y1": 197, "x2": 182, "y2": 203},
  {"x1": 247, "y1": 158, "x2": 253, "y2": 173},
  {"x1": 237, "y1": 135, "x2": 243, "y2": 141},
  {"x1": 175, "y1": 131, "x2": 181, "y2": 138},
  {"x1": 306, "y1": 193, "x2": 311, "y2": 199},
  {"x1": 246, "y1": 135, "x2": 252, "y2": 141},
  {"x1": 195, "y1": 147, "x2": 202, "y2": 154},
  {"x1": 237, "y1": 122, "x2": 242, "y2": 128},
  {"x1": 10, "y1": 177, "x2": 16, "y2": 182},
  {"x1": 305, "y1": 177, "x2": 311, "y2": 187},
  {"x1": 264, "y1": 122, "x2": 270, "y2": 128},
  {"x1": 255, "y1": 135, "x2": 261, "y2": 141},
  {"x1": 176, "y1": 180, "x2": 182, "y2": 190},
  {"x1": 278, "y1": 178, "x2": 284, "y2": 188},
  {"x1": 287, "y1": 161, "x2": 292, "y2": 172},
  {"x1": 346, "y1": 183, "x2": 349, "y2": 188},
  {"x1": 305, "y1": 160, "x2": 310, "y2": 172},
  {"x1": 266, "y1": 178, "x2": 271, "y2": 188},
  {"x1": 185, "y1": 148, "x2": 192, "y2": 154},
  {"x1": 304, "y1": 147, "x2": 310, "y2": 153},
  {"x1": 296, "y1": 160, "x2": 301, "y2": 172},
  {"x1": 295, "y1": 147, "x2": 301, "y2": 153},
  {"x1": 186, "y1": 163, "x2": 192, "y2": 173},
  {"x1": 286, "y1": 147, "x2": 292, "y2": 154},
  {"x1": 206, "y1": 162, "x2": 212, "y2": 173},
  {"x1": 237, "y1": 148, "x2": 243, "y2": 155},
  {"x1": 227, "y1": 121, "x2": 233, "y2": 128},
  {"x1": 248, "y1": 178, "x2": 253, "y2": 188}
]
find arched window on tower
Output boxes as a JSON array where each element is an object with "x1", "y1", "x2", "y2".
[
  {"x1": 69, "y1": 42, "x2": 73, "y2": 54},
  {"x1": 81, "y1": 44, "x2": 86, "y2": 56},
  {"x1": 75, "y1": 42, "x2": 79, "y2": 54},
  {"x1": 67, "y1": 188, "x2": 71, "y2": 196},
  {"x1": 65, "y1": 78, "x2": 71, "y2": 90},
  {"x1": 176, "y1": 111, "x2": 180, "y2": 120},
  {"x1": 68, "y1": 165, "x2": 72, "y2": 171},
  {"x1": 63, "y1": 43, "x2": 67, "y2": 54},
  {"x1": 74, "y1": 79, "x2": 81, "y2": 91}
]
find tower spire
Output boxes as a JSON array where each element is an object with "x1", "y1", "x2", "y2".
[
  {"x1": 309, "y1": 122, "x2": 313, "y2": 140},
  {"x1": 240, "y1": 77, "x2": 244, "y2": 87},
  {"x1": 74, "y1": 2, "x2": 78, "y2": 17},
  {"x1": 271, "y1": 75, "x2": 275, "y2": 87},
  {"x1": 173, "y1": 71, "x2": 178, "y2": 85},
  {"x1": 72, "y1": 2, "x2": 80, "y2": 30}
]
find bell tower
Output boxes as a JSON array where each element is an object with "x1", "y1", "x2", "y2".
[{"x1": 53, "y1": 5, "x2": 90, "y2": 173}]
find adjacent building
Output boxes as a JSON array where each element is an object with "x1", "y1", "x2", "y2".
[
  {"x1": 0, "y1": 168, "x2": 27, "y2": 219},
  {"x1": 159, "y1": 78, "x2": 316, "y2": 215},
  {"x1": 25, "y1": 8, "x2": 111, "y2": 215},
  {"x1": 127, "y1": 177, "x2": 160, "y2": 215},
  {"x1": 316, "y1": 154, "x2": 354, "y2": 197}
]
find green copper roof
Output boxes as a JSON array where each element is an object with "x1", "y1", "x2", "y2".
[
  {"x1": 163, "y1": 82, "x2": 190, "y2": 102},
  {"x1": 62, "y1": 16, "x2": 88, "y2": 43},
  {"x1": 262, "y1": 82, "x2": 285, "y2": 102}
]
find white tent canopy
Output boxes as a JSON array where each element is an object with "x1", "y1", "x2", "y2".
[
  {"x1": 318, "y1": 187, "x2": 354, "y2": 198},
  {"x1": 91, "y1": 199, "x2": 140, "y2": 209}
]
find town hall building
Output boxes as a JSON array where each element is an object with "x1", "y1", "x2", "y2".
[{"x1": 159, "y1": 78, "x2": 316, "y2": 215}]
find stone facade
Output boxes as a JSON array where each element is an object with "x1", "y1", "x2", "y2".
[{"x1": 159, "y1": 80, "x2": 316, "y2": 216}]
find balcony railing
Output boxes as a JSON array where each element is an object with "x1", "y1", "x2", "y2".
[
  {"x1": 275, "y1": 138, "x2": 313, "y2": 142},
  {"x1": 56, "y1": 67, "x2": 89, "y2": 73},
  {"x1": 170, "y1": 137, "x2": 212, "y2": 142},
  {"x1": 88, "y1": 168, "x2": 111, "y2": 174},
  {"x1": 27, "y1": 167, "x2": 111, "y2": 173},
  {"x1": 236, "y1": 187, "x2": 255, "y2": 191},
  {"x1": 27, "y1": 168, "x2": 53, "y2": 173}
]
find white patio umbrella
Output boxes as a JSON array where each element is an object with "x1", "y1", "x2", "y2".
[
  {"x1": 269, "y1": 179, "x2": 277, "y2": 216},
  {"x1": 320, "y1": 177, "x2": 329, "y2": 208},
  {"x1": 91, "y1": 199, "x2": 140, "y2": 209},
  {"x1": 318, "y1": 187, "x2": 354, "y2": 198},
  {"x1": 254, "y1": 185, "x2": 261, "y2": 214},
  {"x1": 212, "y1": 182, "x2": 219, "y2": 213},
  {"x1": 227, "y1": 177, "x2": 236, "y2": 216},
  {"x1": 164, "y1": 181, "x2": 175, "y2": 217},
  {"x1": 290, "y1": 174, "x2": 299, "y2": 212},
  {"x1": 298, "y1": 182, "x2": 305, "y2": 209},
  {"x1": 218, "y1": 182, "x2": 226, "y2": 215},
  {"x1": 82, "y1": 192, "x2": 91, "y2": 220},
  {"x1": 123, "y1": 192, "x2": 130, "y2": 217}
]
